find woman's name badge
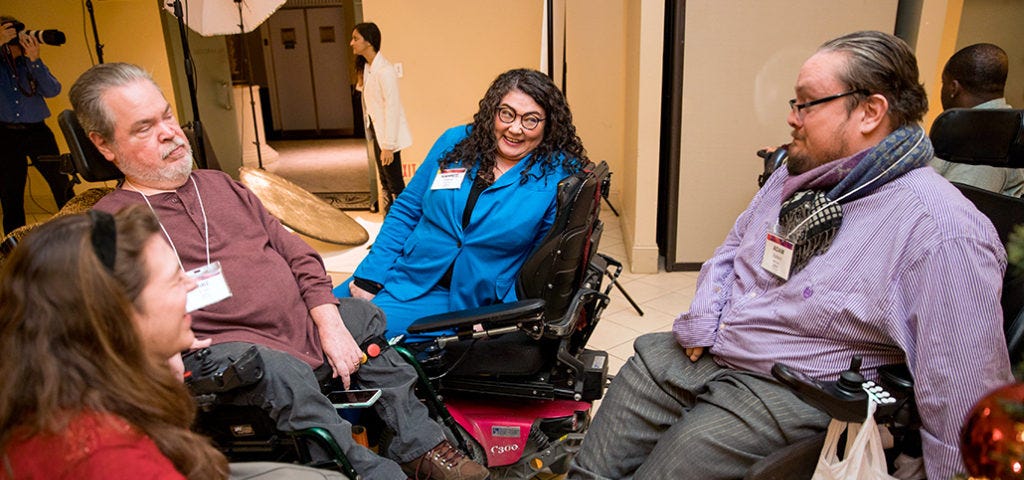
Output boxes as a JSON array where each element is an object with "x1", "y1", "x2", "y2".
[
  {"x1": 431, "y1": 168, "x2": 466, "y2": 190},
  {"x1": 185, "y1": 261, "x2": 232, "y2": 312},
  {"x1": 761, "y1": 232, "x2": 794, "y2": 280}
]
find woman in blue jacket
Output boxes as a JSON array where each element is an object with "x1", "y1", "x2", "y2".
[{"x1": 335, "y1": 68, "x2": 588, "y2": 337}]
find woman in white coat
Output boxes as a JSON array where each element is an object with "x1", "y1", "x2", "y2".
[{"x1": 351, "y1": 22, "x2": 412, "y2": 214}]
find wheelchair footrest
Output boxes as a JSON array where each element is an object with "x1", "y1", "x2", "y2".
[{"x1": 522, "y1": 432, "x2": 585, "y2": 475}]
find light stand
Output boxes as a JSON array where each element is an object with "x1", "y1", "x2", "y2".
[
  {"x1": 85, "y1": 0, "x2": 104, "y2": 63},
  {"x1": 169, "y1": 0, "x2": 208, "y2": 169},
  {"x1": 234, "y1": 0, "x2": 264, "y2": 169}
]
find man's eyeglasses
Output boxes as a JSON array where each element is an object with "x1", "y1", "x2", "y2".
[
  {"x1": 497, "y1": 107, "x2": 545, "y2": 131},
  {"x1": 788, "y1": 89, "x2": 868, "y2": 119}
]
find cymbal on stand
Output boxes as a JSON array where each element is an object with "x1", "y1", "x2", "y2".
[{"x1": 239, "y1": 166, "x2": 369, "y2": 246}]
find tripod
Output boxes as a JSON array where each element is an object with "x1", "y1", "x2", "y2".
[
  {"x1": 169, "y1": 0, "x2": 208, "y2": 169},
  {"x1": 234, "y1": 0, "x2": 264, "y2": 169}
]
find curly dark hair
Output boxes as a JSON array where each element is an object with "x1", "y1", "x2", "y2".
[{"x1": 439, "y1": 68, "x2": 587, "y2": 184}]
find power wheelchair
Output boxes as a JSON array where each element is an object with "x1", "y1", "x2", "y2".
[
  {"x1": 50, "y1": 107, "x2": 622, "y2": 479},
  {"x1": 746, "y1": 108, "x2": 1024, "y2": 480},
  {"x1": 189, "y1": 160, "x2": 619, "y2": 480}
]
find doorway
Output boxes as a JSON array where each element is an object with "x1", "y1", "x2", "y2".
[
  {"x1": 262, "y1": 6, "x2": 354, "y2": 137},
  {"x1": 240, "y1": 0, "x2": 375, "y2": 210}
]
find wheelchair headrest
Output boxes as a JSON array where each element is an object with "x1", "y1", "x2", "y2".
[
  {"x1": 57, "y1": 109, "x2": 124, "y2": 183},
  {"x1": 929, "y1": 108, "x2": 1024, "y2": 168}
]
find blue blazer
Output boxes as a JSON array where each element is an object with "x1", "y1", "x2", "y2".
[{"x1": 344, "y1": 125, "x2": 571, "y2": 312}]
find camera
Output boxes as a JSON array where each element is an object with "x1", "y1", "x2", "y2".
[{"x1": 4, "y1": 20, "x2": 66, "y2": 47}]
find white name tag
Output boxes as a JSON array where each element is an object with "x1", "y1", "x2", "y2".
[
  {"x1": 761, "y1": 232, "x2": 794, "y2": 280},
  {"x1": 431, "y1": 168, "x2": 467, "y2": 190},
  {"x1": 186, "y1": 261, "x2": 232, "y2": 312}
]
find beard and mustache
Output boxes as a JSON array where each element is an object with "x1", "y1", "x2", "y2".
[
  {"x1": 786, "y1": 122, "x2": 850, "y2": 176},
  {"x1": 117, "y1": 136, "x2": 194, "y2": 187}
]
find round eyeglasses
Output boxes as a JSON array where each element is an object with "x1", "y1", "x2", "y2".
[{"x1": 497, "y1": 107, "x2": 545, "y2": 131}]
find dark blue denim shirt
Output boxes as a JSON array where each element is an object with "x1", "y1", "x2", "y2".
[{"x1": 1, "y1": 53, "x2": 61, "y2": 123}]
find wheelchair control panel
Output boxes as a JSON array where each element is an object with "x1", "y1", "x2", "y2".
[
  {"x1": 185, "y1": 345, "x2": 265, "y2": 408},
  {"x1": 772, "y1": 356, "x2": 899, "y2": 422},
  {"x1": 756, "y1": 145, "x2": 788, "y2": 187}
]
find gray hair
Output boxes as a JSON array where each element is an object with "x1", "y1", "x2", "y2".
[
  {"x1": 819, "y1": 31, "x2": 929, "y2": 128},
  {"x1": 68, "y1": 63, "x2": 159, "y2": 141}
]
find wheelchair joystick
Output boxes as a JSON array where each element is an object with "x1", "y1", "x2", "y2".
[
  {"x1": 835, "y1": 357, "x2": 866, "y2": 398},
  {"x1": 771, "y1": 357, "x2": 872, "y2": 422},
  {"x1": 195, "y1": 348, "x2": 219, "y2": 377},
  {"x1": 185, "y1": 345, "x2": 265, "y2": 406}
]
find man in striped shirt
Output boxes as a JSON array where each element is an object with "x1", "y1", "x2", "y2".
[{"x1": 571, "y1": 31, "x2": 1013, "y2": 480}]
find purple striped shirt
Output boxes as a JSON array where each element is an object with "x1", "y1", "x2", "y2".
[{"x1": 674, "y1": 163, "x2": 1013, "y2": 479}]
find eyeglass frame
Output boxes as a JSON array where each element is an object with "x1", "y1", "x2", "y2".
[
  {"x1": 788, "y1": 89, "x2": 869, "y2": 118},
  {"x1": 496, "y1": 106, "x2": 545, "y2": 131}
]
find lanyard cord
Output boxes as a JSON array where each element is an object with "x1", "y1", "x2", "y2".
[
  {"x1": 784, "y1": 128, "x2": 925, "y2": 238},
  {"x1": 124, "y1": 175, "x2": 211, "y2": 270}
]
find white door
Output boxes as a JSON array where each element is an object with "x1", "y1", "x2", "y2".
[{"x1": 264, "y1": 7, "x2": 353, "y2": 133}]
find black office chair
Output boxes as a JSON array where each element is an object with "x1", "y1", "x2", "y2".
[{"x1": 745, "y1": 108, "x2": 1024, "y2": 480}]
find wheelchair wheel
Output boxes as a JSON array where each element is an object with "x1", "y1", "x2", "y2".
[{"x1": 449, "y1": 424, "x2": 488, "y2": 466}]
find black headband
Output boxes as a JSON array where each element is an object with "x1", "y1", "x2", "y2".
[{"x1": 88, "y1": 210, "x2": 117, "y2": 271}]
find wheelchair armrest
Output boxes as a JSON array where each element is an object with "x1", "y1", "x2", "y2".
[
  {"x1": 744, "y1": 431, "x2": 825, "y2": 480},
  {"x1": 407, "y1": 299, "x2": 546, "y2": 334},
  {"x1": 773, "y1": 360, "x2": 907, "y2": 423}
]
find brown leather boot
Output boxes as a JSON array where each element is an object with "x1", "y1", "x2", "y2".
[{"x1": 401, "y1": 440, "x2": 489, "y2": 480}]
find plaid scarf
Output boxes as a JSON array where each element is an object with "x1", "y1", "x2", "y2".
[{"x1": 778, "y1": 125, "x2": 933, "y2": 276}]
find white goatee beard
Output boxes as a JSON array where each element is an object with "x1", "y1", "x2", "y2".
[{"x1": 120, "y1": 138, "x2": 194, "y2": 188}]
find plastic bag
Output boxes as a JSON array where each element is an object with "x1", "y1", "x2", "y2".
[{"x1": 812, "y1": 401, "x2": 897, "y2": 480}]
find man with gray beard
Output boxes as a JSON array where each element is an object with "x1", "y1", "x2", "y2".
[{"x1": 71, "y1": 63, "x2": 488, "y2": 480}]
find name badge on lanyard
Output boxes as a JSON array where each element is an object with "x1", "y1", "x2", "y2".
[
  {"x1": 186, "y1": 261, "x2": 232, "y2": 312},
  {"x1": 761, "y1": 230, "x2": 795, "y2": 280},
  {"x1": 431, "y1": 168, "x2": 466, "y2": 190}
]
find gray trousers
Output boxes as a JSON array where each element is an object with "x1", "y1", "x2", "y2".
[
  {"x1": 568, "y1": 332, "x2": 830, "y2": 480},
  {"x1": 187, "y1": 298, "x2": 443, "y2": 480}
]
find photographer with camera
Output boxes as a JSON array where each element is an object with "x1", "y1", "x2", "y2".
[{"x1": 0, "y1": 15, "x2": 72, "y2": 236}]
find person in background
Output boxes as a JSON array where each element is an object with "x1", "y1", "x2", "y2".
[
  {"x1": 0, "y1": 15, "x2": 74, "y2": 235},
  {"x1": 570, "y1": 31, "x2": 1012, "y2": 480},
  {"x1": 350, "y1": 22, "x2": 412, "y2": 214},
  {"x1": 0, "y1": 205, "x2": 229, "y2": 479},
  {"x1": 336, "y1": 68, "x2": 588, "y2": 338},
  {"x1": 931, "y1": 42, "x2": 1023, "y2": 196}
]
